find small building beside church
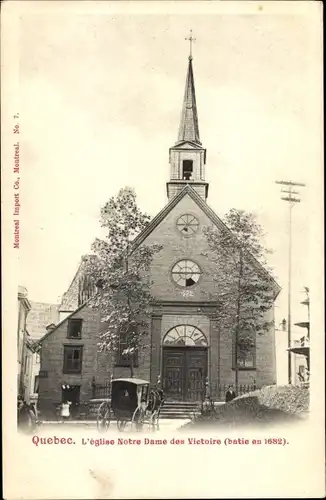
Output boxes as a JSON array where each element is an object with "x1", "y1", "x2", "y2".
[
  {"x1": 17, "y1": 286, "x2": 31, "y2": 399},
  {"x1": 38, "y1": 52, "x2": 280, "y2": 415}
]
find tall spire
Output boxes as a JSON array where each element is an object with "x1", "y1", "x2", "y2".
[
  {"x1": 177, "y1": 34, "x2": 201, "y2": 145},
  {"x1": 167, "y1": 31, "x2": 208, "y2": 202}
]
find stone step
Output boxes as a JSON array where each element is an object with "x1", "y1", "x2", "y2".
[
  {"x1": 163, "y1": 404, "x2": 199, "y2": 407},
  {"x1": 159, "y1": 414, "x2": 193, "y2": 419},
  {"x1": 88, "y1": 402, "x2": 200, "y2": 409},
  {"x1": 164, "y1": 401, "x2": 200, "y2": 404},
  {"x1": 161, "y1": 405, "x2": 200, "y2": 411},
  {"x1": 161, "y1": 407, "x2": 199, "y2": 412},
  {"x1": 163, "y1": 401, "x2": 201, "y2": 408},
  {"x1": 161, "y1": 411, "x2": 197, "y2": 414},
  {"x1": 89, "y1": 399, "x2": 199, "y2": 406},
  {"x1": 160, "y1": 413, "x2": 197, "y2": 416},
  {"x1": 163, "y1": 404, "x2": 199, "y2": 408},
  {"x1": 163, "y1": 406, "x2": 190, "y2": 411},
  {"x1": 82, "y1": 400, "x2": 202, "y2": 421}
]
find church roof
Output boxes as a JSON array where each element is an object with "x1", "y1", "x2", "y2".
[
  {"x1": 176, "y1": 57, "x2": 201, "y2": 146},
  {"x1": 130, "y1": 184, "x2": 281, "y2": 296},
  {"x1": 59, "y1": 254, "x2": 97, "y2": 312}
]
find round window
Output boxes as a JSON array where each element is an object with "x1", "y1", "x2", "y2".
[
  {"x1": 176, "y1": 214, "x2": 199, "y2": 236},
  {"x1": 171, "y1": 260, "x2": 201, "y2": 287}
]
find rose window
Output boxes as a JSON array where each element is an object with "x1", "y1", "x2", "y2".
[
  {"x1": 171, "y1": 260, "x2": 201, "y2": 287},
  {"x1": 176, "y1": 214, "x2": 199, "y2": 236}
]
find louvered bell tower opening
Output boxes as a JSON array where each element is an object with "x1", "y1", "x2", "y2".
[{"x1": 182, "y1": 160, "x2": 193, "y2": 180}]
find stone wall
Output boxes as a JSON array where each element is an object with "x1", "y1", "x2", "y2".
[
  {"x1": 38, "y1": 305, "x2": 100, "y2": 414},
  {"x1": 216, "y1": 306, "x2": 276, "y2": 389},
  {"x1": 38, "y1": 305, "x2": 151, "y2": 416},
  {"x1": 149, "y1": 303, "x2": 275, "y2": 399},
  {"x1": 27, "y1": 301, "x2": 60, "y2": 340},
  {"x1": 39, "y1": 191, "x2": 277, "y2": 408}
]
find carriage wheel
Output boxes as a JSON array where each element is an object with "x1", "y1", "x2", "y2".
[
  {"x1": 131, "y1": 407, "x2": 145, "y2": 431},
  {"x1": 97, "y1": 402, "x2": 111, "y2": 432},
  {"x1": 117, "y1": 420, "x2": 128, "y2": 432}
]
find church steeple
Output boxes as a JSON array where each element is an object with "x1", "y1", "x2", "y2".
[
  {"x1": 167, "y1": 35, "x2": 208, "y2": 202},
  {"x1": 177, "y1": 56, "x2": 201, "y2": 146}
]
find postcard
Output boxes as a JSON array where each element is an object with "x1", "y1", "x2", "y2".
[{"x1": 2, "y1": 1, "x2": 324, "y2": 498}]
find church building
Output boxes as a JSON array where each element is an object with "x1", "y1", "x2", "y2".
[{"x1": 38, "y1": 51, "x2": 280, "y2": 414}]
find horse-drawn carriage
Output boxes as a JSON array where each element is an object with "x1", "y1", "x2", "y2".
[{"x1": 96, "y1": 378, "x2": 164, "y2": 432}]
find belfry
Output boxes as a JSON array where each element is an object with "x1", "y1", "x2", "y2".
[{"x1": 167, "y1": 39, "x2": 208, "y2": 201}]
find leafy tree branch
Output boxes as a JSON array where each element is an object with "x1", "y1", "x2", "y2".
[{"x1": 84, "y1": 187, "x2": 162, "y2": 377}]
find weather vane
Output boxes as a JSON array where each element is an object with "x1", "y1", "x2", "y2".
[{"x1": 185, "y1": 29, "x2": 196, "y2": 60}]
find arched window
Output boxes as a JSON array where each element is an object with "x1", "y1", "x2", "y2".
[
  {"x1": 171, "y1": 260, "x2": 201, "y2": 287},
  {"x1": 163, "y1": 325, "x2": 207, "y2": 346}
]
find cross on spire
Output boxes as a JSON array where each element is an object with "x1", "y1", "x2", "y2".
[{"x1": 185, "y1": 30, "x2": 196, "y2": 60}]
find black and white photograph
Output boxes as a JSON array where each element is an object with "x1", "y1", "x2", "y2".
[{"x1": 2, "y1": 1, "x2": 324, "y2": 498}]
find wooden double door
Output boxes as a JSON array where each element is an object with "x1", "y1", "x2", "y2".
[{"x1": 162, "y1": 347, "x2": 207, "y2": 402}]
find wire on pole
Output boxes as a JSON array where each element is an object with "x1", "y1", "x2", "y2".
[
  {"x1": 275, "y1": 181, "x2": 306, "y2": 187},
  {"x1": 275, "y1": 180, "x2": 306, "y2": 385}
]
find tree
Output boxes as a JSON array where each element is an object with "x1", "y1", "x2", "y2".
[
  {"x1": 85, "y1": 187, "x2": 162, "y2": 377},
  {"x1": 203, "y1": 209, "x2": 275, "y2": 394}
]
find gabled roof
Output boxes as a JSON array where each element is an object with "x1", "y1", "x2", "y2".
[
  {"x1": 171, "y1": 140, "x2": 204, "y2": 151},
  {"x1": 36, "y1": 302, "x2": 89, "y2": 345},
  {"x1": 130, "y1": 184, "x2": 281, "y2": 296}
]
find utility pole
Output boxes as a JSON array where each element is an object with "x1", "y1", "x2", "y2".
[{"x1": 275, "y1": 180, "x2": 305, "y2": 384}]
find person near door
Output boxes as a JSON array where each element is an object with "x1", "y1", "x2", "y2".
[
  {"x1": 61, "y1": 400, "x2": 71, "y2": 421},
  {"x1": 225, "y1": 385, "x2": 236, "y2": 403}
]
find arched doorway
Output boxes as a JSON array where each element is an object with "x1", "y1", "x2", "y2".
[{"x1": 162, "y1": 325, "x2": 208, "y2": 402}]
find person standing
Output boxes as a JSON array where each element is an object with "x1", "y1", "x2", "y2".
[
  {"x1": 61, "y1": 400, "x2": 71, "y2": 421},
  {"x1": 225, "y1": 385, "x2": 236, "y2": 403}
]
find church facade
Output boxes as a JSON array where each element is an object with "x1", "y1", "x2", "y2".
[{"x1": 38, "y1": 54, "x2": 280, "y2": 413}]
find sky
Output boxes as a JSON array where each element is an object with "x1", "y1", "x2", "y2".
[{"x1": 9, "y1": 2, "x2": 322, "y2": 336}]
